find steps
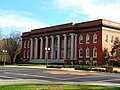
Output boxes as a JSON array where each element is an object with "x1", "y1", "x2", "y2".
[{"x1": 29, "y1": 59, "x2": 64, "y2": 63}]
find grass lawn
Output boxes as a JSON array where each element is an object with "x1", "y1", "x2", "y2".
[{"x1": 0, "y1": 84, "x2": 119, "y2": 90}]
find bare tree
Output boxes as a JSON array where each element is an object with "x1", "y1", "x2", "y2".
[{"x1": 3, "y1": 31, "x2": 21, "y2": 63}]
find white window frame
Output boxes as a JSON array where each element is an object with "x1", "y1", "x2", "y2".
[
  {"x1": 79, "y1": 35, "x2": 83, "y2": 44},
  {"x1": 93, "y1": 47, "x2": 97, "y2": 58},
  {"x1": 27, "y1": 41, "x2": 30, "y2": 48},
  {"x1": 86, "y1": 47, "x2": 90, "y2": 58},
  {"x1": 105, "y1": 34, "x2": 108, "y2": 43},
  {"x1": 110, "y1": 35, "x2": 113, "y2": 44},
  {"x1": 27, "y1": 50, "x2": 29, "y2": 58},
  {"x1": 79, "y1": 47, "x2": 83, "y2": 58},
  {"x1": 24, "y1": 41, "x2": 26, "y2": 48},
  {"x1": 86, "y1": 34, "x2": 90, "y2": 44},
  {"x1": 93, "y1": 33, "x2": 97, "y2": 43}
]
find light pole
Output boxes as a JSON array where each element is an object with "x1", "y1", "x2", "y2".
[
  {"x1": 2, "y1": 50, "x2": 7, "y2": 66},
  {"x1": 45, "y1": 47, "x2": 50, "y2": 67},
  {"x1": 90, "y1": 57, "x2": 93, "y2": 70}
]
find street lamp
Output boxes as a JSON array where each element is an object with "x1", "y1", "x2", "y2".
[
  {"x1": 2, "y1": 50, "x2": 7, "y2": 66},
  {"x1": 45, "y1": 47, "x2": 50, "y2": 67},
  {"x1": 90, "y1": 57, "x2": 93, "y2": 70}
]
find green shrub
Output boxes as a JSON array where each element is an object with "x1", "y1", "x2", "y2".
[{"x1": 47, "y1": 65, "x2": 62, "y2": 68}]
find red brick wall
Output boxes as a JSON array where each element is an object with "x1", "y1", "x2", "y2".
[{"x1": 77, "y1": 31, "x2": 102, "y2": 65}]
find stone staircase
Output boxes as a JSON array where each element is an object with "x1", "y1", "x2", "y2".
[{"x1": 29, "y1": 59, "x2": 64, "y2": 63}]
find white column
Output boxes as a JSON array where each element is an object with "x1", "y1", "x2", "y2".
[
  {"x1": 57, "y1": 35, "x2": 60, "y2": 59},
  {"x1": 30, "y1": 38, "x2": 33, "y2": 59},
  {"x1": 63, "y1": 34, "x2": 67, "y2": 59},
  {"x1": 45, "y1": 36, "x2": 48, "y2": 59},
  {"x1": 51, "y1": 36, "x2": 54, "y2": 59},
  {"x1": 34, "y1": 38, "x2": 38, "y2": 59},
  {"x1": 70, "y1": 33, "x2": 75, "y2": 59},
  {"x1": 40, "y1": 37, "x2": 43, "y2": 59},
  {"x1": 75, "y1": 34, "x2": 77, "y2": 59}
]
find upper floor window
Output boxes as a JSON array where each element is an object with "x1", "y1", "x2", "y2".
[
  {"x1": 24, "y1": 41, "x2": 26, "y2": 48},
  {"x1": 79, "y1": 47, "x2": 83, "y2": 58},
  {"x1": 110, "y1": 35, "x2": 113, "y2": 44},
  {"x1": 27, "y1": 41, "x2": 30, "y2": 48},
  {"x1": 86, "y1": 34, "x2": 90, "y2": 44},
  {"x1": 105, "y1": 34, "x2": 108, "y2": 43},
  {"x1": 86, "y1": 47, "x2": 90, "y2": 58},
  {"x1": 93, "y1": 33, "x2": 97, "y2": 43},
  {"x1": 104, "y1": 48, "x2": 108, "y2": 58},
  {"x1": 79, "y1": 35, "x2": 83, "y2": 44},
  {"x1": 93, "y1": 47, "x2": 97, "y2": 58}
]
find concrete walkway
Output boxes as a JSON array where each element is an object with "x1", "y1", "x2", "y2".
[{"x1": 0, "y1": 65, "x2": 119, "y2": 87}]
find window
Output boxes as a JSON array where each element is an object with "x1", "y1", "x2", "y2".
[
  {"x1": 93, "y1": 61, "x2": 97, "y2": 66},
  {"x1": 93, "y1": 47, "x2": 97, "y2": 58},
  {"x1": 104, "y1": 48, "x2": 108, "y2": 58},
  {"x1": 105, "y1": 35, "x2": 108, "y2": 42},
  {"x1": 86, "y1": 34, "x2": 90, "y2": 44},
  {"x1": 27, "y1": 41, "x2": 30, "y2": 48},
  {"x1": 79, "y1": 48, "x2": 83, "y2": 58},
  {"x1": 86, "y1": 47, "x2": 90, "y2": 58},
  {"x1": 27, "y1": 50, "x2": 29, "y2": 58},
  {"x1": 79, "y1": 60, "x2": 83, "y2": 64},
  {"x1": 24, "y1": 51, "x2": 26, "y2": 58},
  {"x1": 93, "y1": 33, "x2": 97, "y2": 43},
  {"x1": 86, "y1": 60, "x2": 90, "y2": 64},
  {"x1": 110, "y1": 35, "x2": 113, "y2": 44},
  {"x1": 24, "y1": 41, "x2": 26, "y2": 48},
  {"x1": 79, "y1": 35, "x2": 83, "y2": 44}
]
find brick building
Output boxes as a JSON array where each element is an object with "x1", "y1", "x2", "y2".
[{"x1": 21, "y1": 19, "x2": 120, "y2": 66}]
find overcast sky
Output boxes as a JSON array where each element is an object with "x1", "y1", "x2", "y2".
[{"x1": 0, "y1": 0, "x2": 120, "y2": 35}]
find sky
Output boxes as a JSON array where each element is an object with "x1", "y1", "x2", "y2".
[{"x1": 1, "y1": 0, "x2": 120, "y2": 35}]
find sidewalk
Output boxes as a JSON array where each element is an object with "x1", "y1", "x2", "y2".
[{"x1": 4, "y1": 65, "x2": 47, "y2": 68}]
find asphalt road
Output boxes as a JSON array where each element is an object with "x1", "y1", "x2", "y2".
[{"x1": 0, "y1": 66, "x2": 120, "y2": 87}]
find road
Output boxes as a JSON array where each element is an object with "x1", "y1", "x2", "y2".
[{"x1": 0, "y1": 66, "x2": 120, "y2": 87}]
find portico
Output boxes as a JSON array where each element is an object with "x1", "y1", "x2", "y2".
[{"x1": 29, "y1": 33, "x2": 77, "y2": 62}]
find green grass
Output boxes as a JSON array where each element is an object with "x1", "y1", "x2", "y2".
[{"x1": 0, "y1": 84, "x2": 119, "y2": 90}]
